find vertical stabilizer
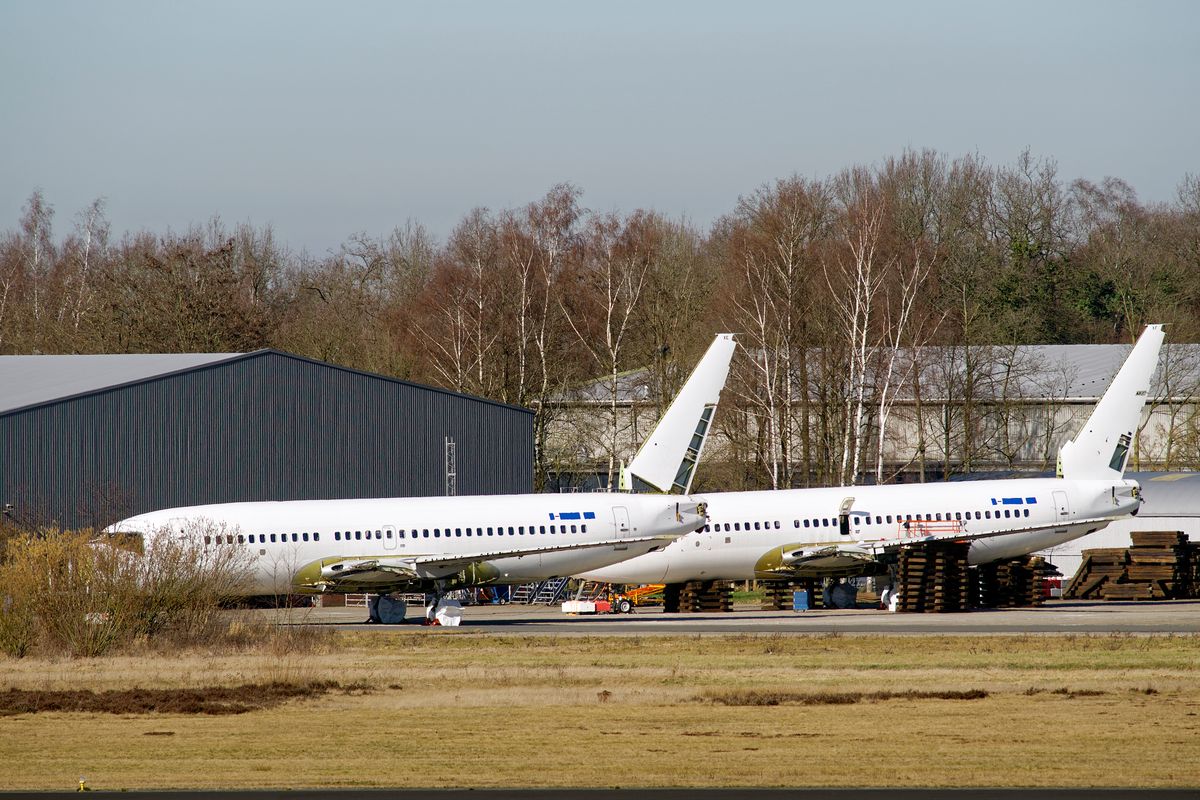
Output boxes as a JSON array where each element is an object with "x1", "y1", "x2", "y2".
[
  {"x1": 1058, "y1": 324, "x2": 1165, "y2": 480},
  {"x1": 622, "y1": 334, "x2": 736, "y2": 494}
]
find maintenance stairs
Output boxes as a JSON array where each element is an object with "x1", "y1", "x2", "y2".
[{"x1": 510, "y1": 577, "x2": 573, "y2": 604}]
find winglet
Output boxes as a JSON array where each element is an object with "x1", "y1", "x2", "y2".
[
  {"x1": 1058, "y1": 324, "x2": 1165, "y2": 480},
  {"x1": 621, "y1": 334, "x2": 736, "y2": 494}
]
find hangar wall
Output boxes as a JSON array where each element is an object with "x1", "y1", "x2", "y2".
[{"x1": 0, "y1": 350, "x2": 533, "y2": 529}]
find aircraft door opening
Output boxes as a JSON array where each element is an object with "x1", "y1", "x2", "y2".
[
  {"x1": 1052, "y1": 490, "x2": 1070, "y2": 525},
  {"x1": 838, "y1": 496, "x2": 855, "y2": 536},
  {"x1": 611, "y1": 506, "x2": 631, "y2": 542}
]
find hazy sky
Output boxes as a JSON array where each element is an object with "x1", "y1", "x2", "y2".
[{"x1": 2, "y1": 0, "x2": 1197, "y2": 255}]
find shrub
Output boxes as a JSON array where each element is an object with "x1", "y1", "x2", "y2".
[{"x1": 0, "y1": 522, "x2": 252, "y2": 658}]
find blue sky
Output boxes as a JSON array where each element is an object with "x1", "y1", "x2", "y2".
[{"x1": 1, "y1": 0, "x2": 1196, "y2": 254}]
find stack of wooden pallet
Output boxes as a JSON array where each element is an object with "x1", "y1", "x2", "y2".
[
  {"x1": 761, "y1": 580, "x2": 822, "y2": 610},
  {"x1": 1108, "y1": 531, "x2": 1193, "y2": 600},
  {"x1": 975, "y1": 556, "x2": 1054, "y2": 607},
  {"x1": 1063, "y1": 531, "x2": 1199, "y2": 601},
  {"x1": 1062, "y1": 548, "x2": 1130, "y2": 599},
  {"x1": 664, "y1": 580, "x2": 733, "y2": 613},
  {"x1": 896, "y1": 542, "x2": 970, "y2": 613}
]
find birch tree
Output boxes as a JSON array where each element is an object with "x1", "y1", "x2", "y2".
[{"x1": 561, "y1": 211, "x2": 654, "y2": 489}]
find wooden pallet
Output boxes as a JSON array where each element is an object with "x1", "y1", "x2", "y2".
[{"x1": 1066, "y1": 531, "x2": 1197, "y2": 601}]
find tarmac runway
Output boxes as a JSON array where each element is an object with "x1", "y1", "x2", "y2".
[{"x1": 278, "y1": 598, "x2": 1200, "y2": 635}]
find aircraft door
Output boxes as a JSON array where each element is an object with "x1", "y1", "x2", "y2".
[
  {"x1": 838, "y1": 496, "x2": 856, "y2": 536},
  {"x1": 611, "y1": 506, "x2": 631, "y2": 540},
  {"x1": 383, "y1": 525, "x2": 397, "y2": 551},
  {"x1": 1052, "y1": 490, "x2": 1070, "y2": 524}
]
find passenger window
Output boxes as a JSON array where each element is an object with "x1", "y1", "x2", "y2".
[
  {"x1": 581, "y1": 524, "x2": 587, "y2": 533},
  {"x1": 794, "y1": 520, "x2": 800, "y2": 528},
  {"x1": 486, "y1": 527, "x2": 493, "y2": 535},
  {"x1": 302, "y1": 533, "x2": 309, "y2": 542},
  {"x1": 422, "y1": 529, "x2": 429, "y2": 538},
  {"x1": 540, "y1": 526, "x2": 546, "y2": 534},
  {"x1": 314, "y1": 533, "x2": 320, "y2": 541},
  {"x1": 734, "y1": 523, "x2": 740, "y2": 531},
  {"x1": 1024, "y1": 509, "x2": 1030, "y2": 517},
  {"x1": 935, "y1": 514, "x2": 942, "y2": 521},
  {"x1": 334, "y1": 532, "x2": 341, "y2": 541},
  {"x1": 803, "y1": 520, "x2": 810, "y2": 528},
  {"x1": 571, "y1": 524, "x2": 577, "y2": 533},
  {"x1": 985, "y1": 511, "x2": 991, "y2": 519},
  {"x1": 754, "y1": 522, "x2": 760, "y2": 531},
  {"x1": 507, "y1": 527, "x2": 514, "y2": 536},
  {"x1": 204, "y1": 535, "x2": 211, "y2": 545}
]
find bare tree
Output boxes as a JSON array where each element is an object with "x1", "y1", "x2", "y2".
[{"x1": 561, "y1": 211, "x2": 654, "y2": 488}]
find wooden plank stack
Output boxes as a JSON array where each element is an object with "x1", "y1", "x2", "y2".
[
  {"x1": 896, "y1": 542, "x2": 970, "y2": 613},
  {"x1": 761, "y1": 579, "x2": 823, "y2": 610},
  {"x1": 1062, "y1": 548, "x2": 1130, "y2": 599},
  {"x1": 1063, "y1": 531, "x2": 1198, "y2": 601},
  {"x1": 974, "y1": 556, "x2": 1055, "y2": 607},
  {"x1": 664, "y1": 580, "x2": 733, "y2": 613},
  {"x1": 1106, "y1": 531, "x2": 1192, "y2": 600}
]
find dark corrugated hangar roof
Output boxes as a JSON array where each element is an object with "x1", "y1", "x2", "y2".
[{"x1": 0, "y1": 350, "x2": 533, "y2": 417}]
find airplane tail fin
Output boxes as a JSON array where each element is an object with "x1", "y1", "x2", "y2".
[
  {"x1": 1058, "y1": 324, "x2": 1165, "y2": 481},
  {"x1": 620, "y1": 334, "x2": 736, "y2": 494}
]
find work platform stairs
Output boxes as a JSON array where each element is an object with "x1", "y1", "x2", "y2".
[{"x1": 511, "y1": 577, "x2": 572, "y2": 604}]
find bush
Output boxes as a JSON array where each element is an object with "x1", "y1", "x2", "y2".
[{"x1": 0, "y1": 523, "x2": 252, "y2": 658}]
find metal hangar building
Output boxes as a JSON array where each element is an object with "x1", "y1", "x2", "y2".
[{"x1": 0, "y1": 350, "x2": 533, "y2": 530}]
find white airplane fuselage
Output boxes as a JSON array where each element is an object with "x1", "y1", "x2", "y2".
[
  {"x1": 112, "y1": 493, "x2": 703, "y2": 595},
  {"x1": 578, "y1": 477, "x2": 1140, "y2": 584}
]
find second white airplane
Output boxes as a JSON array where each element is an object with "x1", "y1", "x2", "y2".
[{"x1": 580, "y1": 325, "x2": 1166, "y2": 586}]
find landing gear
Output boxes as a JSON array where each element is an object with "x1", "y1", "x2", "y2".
[{"x1": 367, "y1": 594, "x2": 409, "y2": 624}]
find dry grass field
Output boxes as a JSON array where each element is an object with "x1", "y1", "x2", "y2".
[{"x1": 1, "y1": 631, "x2": 1199, "y2": 789}]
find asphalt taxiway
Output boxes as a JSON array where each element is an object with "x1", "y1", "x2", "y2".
[{"x1": 272, "y1": 598, "x2": 1200, "y2": 635}]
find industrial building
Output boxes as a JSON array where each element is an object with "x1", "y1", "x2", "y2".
[
  {"x1": 0, "y1": 350, "x2": 533, "y2": 530},
  {"x1": 549, "y1": 341, "x2": 1200, "y2": 485}
]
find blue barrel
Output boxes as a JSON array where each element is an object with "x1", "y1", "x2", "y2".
[{"x1": 792, "y1": 590, "x2": 809, "y2": 611}]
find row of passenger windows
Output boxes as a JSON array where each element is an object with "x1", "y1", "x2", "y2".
[
  {"x1": 205, "y1": 532, "x2": 318, "y2": 545},
  {"x1": 333, "y1": 524, "x2": 585, "y2": 541},
  {"x1": 698, "y1": 507, "x2": 1032, "y2": 533},
  {"x1": 203, "y1": 525, "x2": 589, "y2": 547}
]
